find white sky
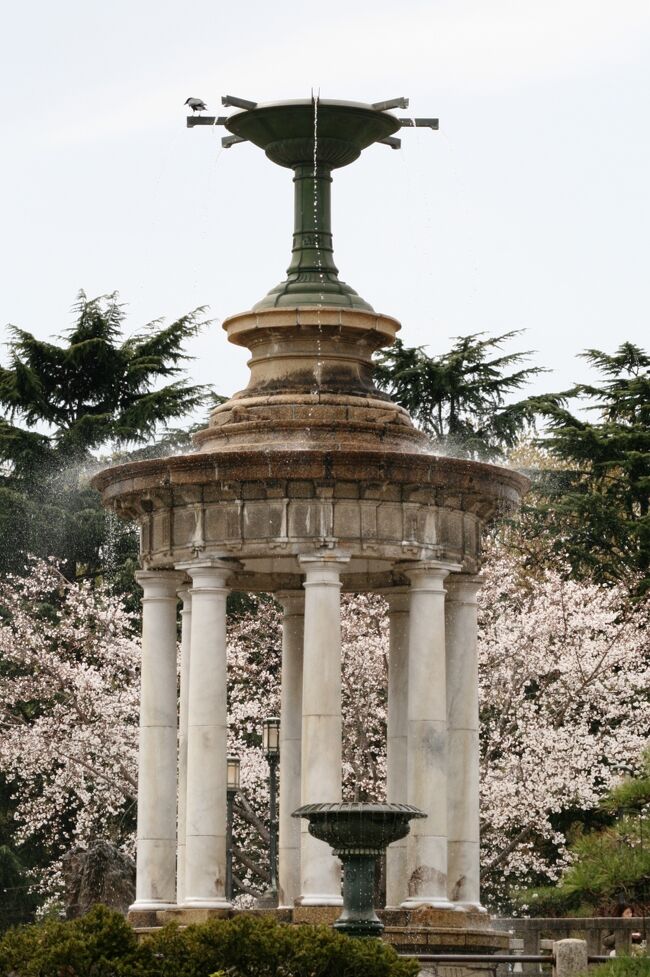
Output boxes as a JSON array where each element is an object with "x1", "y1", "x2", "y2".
[{"x1": 1, "y1": 0, "x2": 649, "y2": 413}]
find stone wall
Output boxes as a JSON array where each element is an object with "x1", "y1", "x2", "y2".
[{"x1": 494, "y1": 917, "x2": 647, "y2": 964}]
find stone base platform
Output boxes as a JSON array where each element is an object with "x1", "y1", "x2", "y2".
[
  {"x1": 129, "y1": 905, "x2": 509, "y2": 958},
  {"x1": 379, "y1": 907, "x2": 508, "y2": 956}
]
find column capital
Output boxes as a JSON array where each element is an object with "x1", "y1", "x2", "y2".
[
  {"x1": 298, "y1": 549, "x2": 351, "y2": 568},
  {"x1": 397, "y1": 561, "x2": 461, "y2": 591},
  {"x1": 180, "y1": 558, "x2": 241, "y2": 592},
  {"x1": 178, "y1": 587, "x2": 192, "y2": 608},
  {"x1": 299, "y1": 550, "x2": 350, "y2": 587},
  {"x1": 276, "y1": 590, "x2": 305, "y2": 615},
  {"x1": 135, "y1": 569, "x2": 186, "y2": 600},
  {"x1": 445, "y1": 573, "x2": 484, "y2": 604}
]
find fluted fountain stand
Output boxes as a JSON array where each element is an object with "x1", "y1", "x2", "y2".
[{"x1": 294, "y1": 802, "x2": 425, "y2": 938}]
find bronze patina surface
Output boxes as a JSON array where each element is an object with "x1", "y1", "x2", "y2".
[{"x1": 225, "y1": 99, "x2": 402, "y2": 310}]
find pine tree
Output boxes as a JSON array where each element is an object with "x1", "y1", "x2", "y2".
[
  {"x1": 0, "y1": 291, "x2": 211, "y2": 580},
  {"x1": 374, "y1": 331, "x2": 546, "y2": 461},
  {"x1": 527, "y1": 343, "x2": 650, "y2": 591},
  {"x1": 520, "y1": 749, "x2": 650, "y2": 916}
]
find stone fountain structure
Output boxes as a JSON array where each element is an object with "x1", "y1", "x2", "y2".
[{"x1": 92, "y1": 96, "x2": 527, "y2": 954}]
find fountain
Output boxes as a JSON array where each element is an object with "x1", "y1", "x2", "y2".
[
  {"x1": 92, "y1": 95, "x2": 527, "y2": 961},
  {"x1": 294, "y1": 803, "x2": 425, "y2": 938}
]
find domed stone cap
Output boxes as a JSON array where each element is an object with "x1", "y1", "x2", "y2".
[{"x1": 194, "y1": 307, "x2": 430, "y2": 454}]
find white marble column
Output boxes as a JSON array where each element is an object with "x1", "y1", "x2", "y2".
[
  {"x1": 176, "y1": 585, "x2": 191, "y2": 906},
  {"x1": 277, "y1": 591, "x2": 304, "y2": 908},
  {"x1": 445, "y1": 574, "x2": 484, "y2": 910},
  {"x1": 385, "y1": 589, "x2": 409, "y2": 907},
  {"x1": 401, "y1": 562, "x2": 456, "y2": 909},
  {"x1": 132, "y1": 569, "x2": 185, "y2": 911},
  {"x1": 296, "y1": 552, "x2": 350, "y2": 906},
  {"x1": 184, "y1": 561, "x2": 233, "y2": 908}
]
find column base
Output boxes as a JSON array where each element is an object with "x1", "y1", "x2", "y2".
[
  {"x1": 400, "y1": 897, "x2": 463, "y2": 911},
  {"x1": 295, "y1": 894, "x2": 344, "y2": 907},
  {"x1": 129, "y1": 900, "x2": 177, "y2": 912},
  {"x1": 183, "y1": 897, "x2": 232, "y2": 909}
]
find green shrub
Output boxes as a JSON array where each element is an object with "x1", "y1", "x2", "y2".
[
  {"x1": 0, "y1": 904, "x2": 139, "y2": 975},
  {"x1": 0, "y1": 906, "x2": 419, "y2": 977},
  {"x1": 517, "y1": 811, "x2": 650, "y2": 917},
  {"x1": 590, "y1": 959, "x2": 650, "y2": 977}
]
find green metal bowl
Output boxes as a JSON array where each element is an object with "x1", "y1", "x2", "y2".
[
  {"x1": 225, "y1": 99, "x2": 400, "y2": 169},
  {"x1": 293, "y1": 802, "x2": 425, "y2": 856}
]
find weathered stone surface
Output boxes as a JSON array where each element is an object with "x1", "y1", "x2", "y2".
[
  {"x1": 92, "y1": 452, "x2": 526, "y2": 589},
  {"x1": 553, "y1": 939, "x2": 589, "y2": 977},
  {"x1": 155, "y1": 906, "x2": 232, "y2": 926},
  {"x1": 292, "y1": 905, "x2": 341, "y2": 925},
  {"x1": 127, "y1": 909, "x2": 158, "y2": 928},
  {"x1": 91, "y1": 299, "x2": 528, "y2": 589},
  {"x1": 62, "y1": 841, "x2": 135, "y2": 918}
]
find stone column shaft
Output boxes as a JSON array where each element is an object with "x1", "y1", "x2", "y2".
[
  {"x1": 176, "y1": 586, "x2": 192, "y2": 906},
  {"x1": 184, "y1": 562, "x2": 232, "y2": 908},
  {"x1": 297, "y1": 553, "x2": 349, "y2": 906},
  {"x1": 132, "y1": 570, "x2": 184, "y2": 911},
  {"x1": 402, "y1": 563, "x2": 455, "y2": 909},
  {"x1": 446, "y1": 574, "x2": 483, "y2": 910},
  {"x1": 277, "y1": 592, "x2": 304, "y2": 908},
  {"x1": 385, "y1": 590, "x2": 409, "y2": 907}
]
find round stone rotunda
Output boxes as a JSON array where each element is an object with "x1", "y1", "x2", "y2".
[{"x1": 92, "y1": 96, "x2": 528, "y2": 953}]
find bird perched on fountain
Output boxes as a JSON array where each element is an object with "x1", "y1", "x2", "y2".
[{"x1": 185, "y1": 97, "x2": 207, "y2": 113}]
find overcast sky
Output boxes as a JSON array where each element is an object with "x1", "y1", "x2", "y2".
[{"x1": 1, "y1": 0, "x2": 649, "y2": 415}]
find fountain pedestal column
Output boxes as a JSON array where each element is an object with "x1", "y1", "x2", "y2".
[
  {"x1": 296, "y1": 552, "x2": 350, "y2": 906},
  {"x1": 183, "y1": 561, "x2": 234, "y2": 909},
  {"x1": 400, "y1": 563, "x2": 456, "y2": 910},
  {"x1": 131, "y1": 570, "x2": 185, "y2": 912},
  {"x1": 445, "y1": 574, "x2": 484, "y2": 911},
  {"x1": 277, "y1": 591, "x2": 305, "y2": 908},
  {"x1": 386, "y1": 590, "x2": 410, "y2": 907}
]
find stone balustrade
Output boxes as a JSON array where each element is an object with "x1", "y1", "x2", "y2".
[{"x1": 494, "y1": 917, "x2": 647, "y2": 968}]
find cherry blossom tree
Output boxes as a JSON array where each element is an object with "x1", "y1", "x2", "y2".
[
  {"x1": 222, "y1": 568, "x2": 650, "y2": 906},
  {"x1": 0, "y1": 548, "x2": 648, "y2": 912},
  {"x1": 477, "y1": 545, "x2": 650, "y2": 907},
  {"x1": 0, "y1": 560, "x2": 140, "y2": 904}
]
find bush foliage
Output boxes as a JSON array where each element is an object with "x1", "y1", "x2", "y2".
[
  {"x1": 0, "y1": 905, "x2": 419, "y2": 977},
  {"x1": 591, "y1": 960, "x2": 650, "y2": 977}
]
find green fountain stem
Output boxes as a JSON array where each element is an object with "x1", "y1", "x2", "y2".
[
  {"x1": 334, "y1": 855, "x2": 383, "y2": 938},
  {"x1": 287, "y1": 164, "x2": 338, "y2": 282},
  {"x1": 222, "y1": 99, "x2": 403, "y2": 310},
  {"x1": 252, "y1": 157, "x2": 373, "y2": 310}
]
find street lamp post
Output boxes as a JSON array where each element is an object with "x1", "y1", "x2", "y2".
[
  {"x1": 259, "y1": 716, "x2": 280, "y2": 906},
  {"x1": 226, "y1": 755, "x2": 240, "y2": 902}
]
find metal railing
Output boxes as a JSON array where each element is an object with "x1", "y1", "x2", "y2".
[{"x1": 401, "y1": 953, "x2": 611, "y2": 963}]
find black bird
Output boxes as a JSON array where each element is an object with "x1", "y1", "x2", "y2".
[{"x1": 185, "y1": 97, "x2": 207, "y2": 113}]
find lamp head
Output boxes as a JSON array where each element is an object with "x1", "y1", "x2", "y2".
[
  {"x1": 262, "y1": 716, "x2": 280, "y2": 758},
  {"x1": 227, "y1": 755, "x2": 241, "y2": 791}
]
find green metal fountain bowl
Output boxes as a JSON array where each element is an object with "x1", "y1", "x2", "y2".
[
  {"x1": 225, "y1": 100, "x2": 401, "y2": 169},
  {"x1": 293, "y1": 802, "x2": 426, "y2": 856}
]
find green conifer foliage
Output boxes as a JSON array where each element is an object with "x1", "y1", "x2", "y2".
[
  {"x1": 374, "y1": 331, "x2": 546, "y2": 461},
  {"x1": 0, "y1": 291, "x2": 211, "y2": 581},
  {"x1": 529, "y1": 344, "x2": 650, "y2": 591}
]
